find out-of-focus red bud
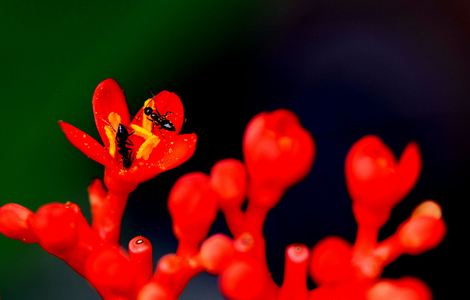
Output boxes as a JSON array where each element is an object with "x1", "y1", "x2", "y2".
[
  {"x1": 367, "y1": 277, "x2": 431, "y2": 300},
  {"x1": 310, "y1": 282, "x2": 370, "y2": 300},
  {"x1": 168, "y1": 172, "x2": 218, "y2": 244},
  {"x1": 398, "y1": 201, "x2": 446, "y2": 255},
  {"x1": 310, "y1": 237, "x2": 354, "y2": 285},
  {"x1": 220, "y1": 259, "x2": 267, "y2": 300},
  {"x1": 336, "y1": 282, "x2": 371, "y2": 300},
  {"x1": 309, "y1": 286, "x2": 338, "y2": 300},
  {"x1": 85, "y1": 246, "x2": 135, "y2": 295},
  {"x1": 210, "y1": 159, "x2": 247, "y2": 209},
  {"x1": 29, "y1": 203, "x2": 80, "y2": 252},
  {"x1": 243, "y1": 109, "x2": 315, "y2": 191},
  {"x1": 0, "y1": 203, "x2": 36, "y2": 243},
  {"x1": 346, "y1": 136, "x2": 421, "y2": 226},
  {"x1": 200, "y1": 234, "x2": 235, "y2": 274},
  {"x1": 138, "y1": 282, "x2": 175, "y2": 300}
]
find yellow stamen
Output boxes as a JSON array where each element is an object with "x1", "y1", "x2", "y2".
[
  {"x1": 104, "y1": 112, "x2": 122, "y2": 157},
  {"x1": 108, "y1": 112, "x2": 121, "y2": 129},
  {"x1": 136, "y1": 135, "x2": 160, "y2": 160},
  {"x1": 130, "y1": 124, "x2": 153, "y2": 139},
  {"x1": 105, "y1": 126, "x2": 116, "y2": 157},
  {"x1": 142, "y1": 98, "x2": 155, "y2": 132}
]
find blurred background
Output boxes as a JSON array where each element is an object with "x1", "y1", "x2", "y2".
[{"x1": 0, "y1": 0, "x2": 467, "y2": 299}]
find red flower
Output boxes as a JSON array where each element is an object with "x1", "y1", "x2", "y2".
[
  {"x1": 345, "y1": 135, "x2": 421, "y2": 227},
  {"x1": 59, "y1": 79, "x2": 197, "y2": 193},
  {"x1": 243, "y1": 109, "x2": 315, "y2": 208},
  {"x1": 168, "y1": 172, "x2": 219, "y2": 255}
]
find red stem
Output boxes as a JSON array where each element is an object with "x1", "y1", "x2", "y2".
[
  {"x1": 129, "y1": 236, "x2": 153, "y2": 291},
  {"x1": 154, "y1": 254, "x2": 203, "y2": 296},
  {"x1": 278, "y1": 244, "x2": 310, "y2": 300},
  {"x1": 244, "y1": 203, "x2": 268, "y2": 261},
  {"x1": 176, "y1": 240, "x2": 199, "y2": 257},
  {"x1": 353, "y1": 224, "x2": 379, "y2": 256},
  {"x1": 91, "y1": 190, "x2": 129, "y2": 243},
  {"x1": 222, "y1": 206, "x2": 245, "y2": 237},
  {"x1": 374, "y1": 235, "x2": 404, "y2": 266}
]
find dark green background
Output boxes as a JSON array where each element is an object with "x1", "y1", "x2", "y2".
[{"x1": 1, "y1": 0, "x2": 466, "y2": 299}]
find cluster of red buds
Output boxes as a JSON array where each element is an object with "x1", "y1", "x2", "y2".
[{"x1": 0, "y1": 79, "x2": 446, "y2": 300}]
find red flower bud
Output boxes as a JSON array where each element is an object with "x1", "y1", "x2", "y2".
[
  {"x1": 85, "y1": 246, "x2": 135, "y2": 296},
  {"x1": 29, "y1": 203, "x2": 80, "y2": 253},
  {"x1": 220, "y1": 259, "x2": 267, "y2": 300},
  {"x1": 310, "y1": 283, "x2": 369, "y2": 300},
  {"x1": 309, "y1": 286, "x2": 337, "y2": 300},
  {"x1": 367, "y1": 277, "x2": 431, "y2": 300},
  {"x1": 200, "y1": 234, "x2": 235, "y2": 274},
  {"x1": 346, "y1": 136, "x2": 421, "y2": 226},
  {"x1": 346, "y1": 136, "x2": 421, "y2": 209},
  {"x1": 243, "y1": 109, "x2": 315, "y2": 191},
  {"x1": 398, "y1": 201, "x2": 446, "y2": 255},
  {"x1": 138, "y1": 282, "x2": 175, "y2": 300},
  {"x1": 168, "y1": 172, "x2": 218, "y2": 244},
  {"x1": 210, "y1": 159, "x2": 247, "y2": 209},
  {"x1": 310, "y1": 237, "x2": 354, "y2": 285},
  {"x1": 0, "y1": 203, "x2": 36, "y2": 243}
]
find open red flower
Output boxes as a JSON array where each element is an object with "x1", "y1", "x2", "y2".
[{"x1": 59, "y1": 79, "x2": 197, "y2": 192}]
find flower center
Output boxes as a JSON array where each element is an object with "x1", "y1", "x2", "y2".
[{"x1": 104, "y1": 110, "x2": 162, "y2": 164}]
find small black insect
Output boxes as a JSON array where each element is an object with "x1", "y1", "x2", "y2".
[
  {"x1": 144, "y1": 106, "x2": 176, "y2": 132},
  {"x1": 115, "y1": 123, "x2": 133, "y2": 168}
]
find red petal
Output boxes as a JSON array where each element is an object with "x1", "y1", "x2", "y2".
[
  {"x1": 128, "y1": 134, "x2": 197, "y2": 183},
  {"x1": 59, "y1": 121, "x2": 113, "y2": 167},
  {"x1": 157, "y1": 133, "x2": 197, "y2": 169},
  {"x1": 93, "y1": 79, "x2": 131, "y2": 146},
  {"x1": 132, "y1": 90, "x2": 185, "y2": 135},
  {"x1": 397, "y1": 142, "x2": 422, "y2": 196}
]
